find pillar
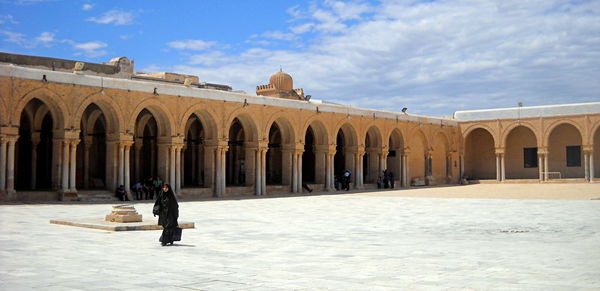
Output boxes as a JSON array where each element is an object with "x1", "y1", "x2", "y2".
[
  {"x1": 298, "y1": 151, "x2": 303, "y2": 192},
  {"x1": 169, "y1": 145, "x2": 176, "y2": 187},
  {"x1": 325, "y1": 152, "x2": 332, "y2": 190},
  {"x1": 255, "y1": 148, "x2": 261, "y2": 195},
  {"x1": 544, "y1": 153, "x2": 549, "y2": 181},
  {"x1": 0, "y1": 137, "x2": 6, "y2": 192},
  {"x1": 212, "y1": 146, "x2": 221, "y2": 196},
  {"x1": 5, "y1": 137, "x2": 17, "y2": 194},
  {"x1": 134, "y1": 139, "x2": 142, "y2": 182},
  {"x1": 61, "y1": 140, "x2": 69, "y2": 191},
  {"x1": 403, "y1": 151, "x2": 410, "y2": 187},
  {"x1": 291, "y1": 151, "x2": 299, "y2": 192},
  {"x1": 117, "y1": 143, "x2": 124, "y2": 187},
  {"x1": 584, "y1": 152, "x2": 590, "y2": 181},
  {"x1": 590, "y1": 151, "x2": 594, "y2": 182},
  {"x1": 175, "y1": 145, "x2": 181, "y2": 193},
  {"x1": 124, "y1": 143, "x2": 131, "y2": 198},
  {"x1": 69, "y1": 139, "x2": 79, "y2": 192},
  {"x1": 500, "y1": 154, "x2": 505, "y2": 181},
  {"x1": 538, "y1": 155, "x2": 543, "y2": 182}
]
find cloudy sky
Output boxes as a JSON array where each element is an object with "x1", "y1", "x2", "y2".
[{"x1": 1, "y1": 0, "x2": 599, "y2": 116}]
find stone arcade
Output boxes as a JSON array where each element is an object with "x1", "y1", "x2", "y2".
[{"x1": 0, "y1": 52, "x2": 599, "y2": 201}]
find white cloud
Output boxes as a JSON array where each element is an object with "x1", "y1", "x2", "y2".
[
  {"x1": 35, "y1": 31, "x2": 54, "y2": 43},
  {"x1": 73, "y1": 41, "x2": 108, "y2": 58},
  {"x1": 0, "y1": 15, "x2": 19, "y2": 24},
  {"x1": 82, "y1": 4, "x2": 94, "y2": 11},
  {"x1": 0, "y1": 30, "x2": 26, "y2": 45},
  {"x1": 164, "y1": 0, "x2": 600, "y2": 116},
  {"x1": 168, "y1": 39, "x2": 217, "y2": 51},
  {"x1": 262, "y1": 31, "x2": 297, "y2": 41},
  {"x1": 87, "y1": 10, "x2": 133, "y2": 25}
]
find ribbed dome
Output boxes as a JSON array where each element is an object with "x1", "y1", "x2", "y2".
[{"x1": 269, "y1": 71, "x2": 293, "y2": 91}]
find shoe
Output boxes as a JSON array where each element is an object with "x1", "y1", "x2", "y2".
[{"x1": 161, "y1": 242, "x2": 167, "y2": 246}]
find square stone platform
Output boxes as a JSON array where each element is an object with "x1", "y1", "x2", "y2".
[{"x1": 50, "y1": 218, "x2": 195, "y2": 231}]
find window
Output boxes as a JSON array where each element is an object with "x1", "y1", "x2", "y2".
[
  {"x1": 566, "y1": 146, "x2": 581, "y2": 167},
  {"x1": 523, "y1": 147, "x2": 538, "y2": 168}
]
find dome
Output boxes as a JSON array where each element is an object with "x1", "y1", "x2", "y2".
[{"x1": 269, "y1": 71, "x2": 293, "y2": 91}]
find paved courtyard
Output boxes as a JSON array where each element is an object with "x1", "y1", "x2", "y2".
[{"x1": 1, "y1": 185, "x2": 600, "y2": 290}]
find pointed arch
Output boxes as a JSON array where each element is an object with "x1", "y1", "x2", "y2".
[
  {"x1": 128, "y1": 98, "x2": 175, "y2": 137},
  {"x1": 72, "y1": 93, "x2": 123, "y2": 134},
  {"x1": 501, "y1": 121, "x2": 539, "y2": 148},
  {"x1": 13, "y1": 87, "x2": 67, "y2": 129},
  {"x1": 543, "y1": 119, "x2": 584, "y2": 147},
  {"x1": 179, "y1": 103, "x2": 219, "y2": 141}
]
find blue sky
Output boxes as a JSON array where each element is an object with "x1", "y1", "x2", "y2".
[{"x1": 1, "y1": 0, "x2": 599, "y2": 116}]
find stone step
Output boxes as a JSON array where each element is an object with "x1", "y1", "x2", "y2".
[{"x1": 77, "y1": 190, "x2": 119, "y2": 202}]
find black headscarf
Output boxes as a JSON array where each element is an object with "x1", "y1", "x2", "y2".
[{"x1": 155, "y1": 184, "x2": 179, "y2": 229}]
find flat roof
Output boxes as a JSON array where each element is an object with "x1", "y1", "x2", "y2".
[{"x1": 454, "y1": 102, "x2": 600, "y2": 121}]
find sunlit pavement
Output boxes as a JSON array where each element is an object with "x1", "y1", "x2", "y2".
[{"x1": 1, "y1": 189, "x2": 599, "y2": 290}]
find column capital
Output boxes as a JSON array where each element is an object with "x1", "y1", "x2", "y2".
[
  {"x1": 582, "y1": 145, "x2": 593, "y2": 153},
  {"x1": 5, "y1": 135, "x2": 19, "y2": 143},
  {"x1": 69, "y1": 139, "x2": 81, "y2": 146},
  {"x1": 494, "y1": 147, "x2": 505, "y2": 155},
  {"x1": 537, "y1": 147, "x2": 549, "y2": 155}
]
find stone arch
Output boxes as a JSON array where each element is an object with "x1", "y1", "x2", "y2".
[
  {"x1": 432, "y1": 131, "x2": 450, "y2": 184},
  {"x1": 301, "y1": 116, "x2": 329, "y2": 146},
  {"x1": 502, "y1": 121, "x2": 539, "y2": 148},
  {"x1": 333, "y1": 121, "x2": 359, "y2": 147},
  {"x1": 334, "y1": 121, "x2": 359, "y2": 187},
  {"x1": 407, "y1": 126, "x2": 429, "y2": 184},
  {"x1": 505, "y1": 125, "x2": 538, "y2": 179},
  {"x1": 543, "y1": 119, "x2": 585, "y2": 148},
  {"x1": 128, "y1": 98, "x2": 175, "y2": 137},
  {"x1": 546, "y1": 122, "x2": 584, "y2": 178},
  {"x1": 464, "y1": 127, "x2": 496, "y2": 180},
  {"x1": 0, "y1": 94, "x2": 7, "y2": 125},
  {"x1": 72, "y1": 93, "x2": 123, "y2": 134},
  {"x1": 363, "y1": 125, "x2": 383, "y2": 183},
  {"x1": 179, "y1": 104, "x2": 220, "y2": 141},
  {"x1": 13, "y1": 87, "x2": 67, "y2": 129},
  {"x1": 224, "y1": 112, "x2": 259, "y2": 142},
  {"x1": 265, "y1": 113, "x2": 296, "y2": 145},
  {"x1": 462, "y1": 124, "x2": 499, "y2": 148},
  {"x1": 386, "y1": 128, "x2": 405, "y2": 186}
]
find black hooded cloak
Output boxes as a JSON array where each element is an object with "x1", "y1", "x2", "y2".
[{"x1": 154, "y1": 184, "x2": 179, "y2": 244}]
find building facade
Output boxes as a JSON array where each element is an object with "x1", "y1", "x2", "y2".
[{"x1": 0, "y1": 53, "x2": 598, "y2": 201}]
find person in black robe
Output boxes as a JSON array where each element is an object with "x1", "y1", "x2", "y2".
[{"x1": 153, "y1": 184, "x2": 179, "y2": 246}]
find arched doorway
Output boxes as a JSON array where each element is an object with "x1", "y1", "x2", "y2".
[
  {"x1": 364, "y1": 126, "x2": 382, "y2": 184},
  {"x1": 408, "y1": 129, "x2": 428, "y2": 185},
  {"x1": 303, "y1": 121, "x2": 328, "y2": 187},
  {"x1": 334, "y1": 124, "x2": 357, "y2": 188},
  {"x1": 387, "y1": 129, "x2": 404, "y2": 187},
  {"x1": 133, "y1": 109, "x2": 159, "y2": 184},
  {"x1": 303, "y1": 126, "x2": 316, "y2": 183},
  {"x1": 16, "y1": 99, "x2": 54, "y2": 190},
  {"x1": 266, "y1": 123, "x2": 283, "y2": 185},
  {"x1": 183, "y1": 115, "x2": 205, "y2": 187},
  {"x1": 432, "y1": 132, "x2": 449, "y2": 184},
  {"x1": 226, "y1": 117, "x2": 258, "y2": 189},
  {"x1": 505, "y1": 126, "x2": 538, "y2": 179},
  {"x1": 76, "y1": 104, "x2": 107, "y2": 189},
  {"x1": 464, "y1": 128, "x2": 495, "y2": 179},
  {"x1": 547, "y1": 123, "x2": 583, "y2": 178}
]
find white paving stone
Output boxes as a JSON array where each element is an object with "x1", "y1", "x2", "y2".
[{"x1": 0, "y1": 193, "x2": 599, "y2": 290}]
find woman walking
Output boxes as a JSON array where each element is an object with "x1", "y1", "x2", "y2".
[{"x1": 153, "y1": 184, "x2": 179, "y2": 246}]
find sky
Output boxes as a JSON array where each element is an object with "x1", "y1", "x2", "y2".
[{"x1": 1, "y1": 0, "x2": 599, "y2": 116}]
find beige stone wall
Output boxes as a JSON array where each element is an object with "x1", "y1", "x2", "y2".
[
  {"x1": 0, "y1": 76, "x2": 461, "y2": 200},
  {"x1": 459, "y1": 113, "x2": 600, "y2": 181}
]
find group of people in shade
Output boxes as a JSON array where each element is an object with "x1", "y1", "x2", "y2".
[
  {"x1": 334, "y1": 169, "x2": 395, "y2": 190},
  {"x1": 114, "y1": 177, "x2": 179, "y2": 247}
]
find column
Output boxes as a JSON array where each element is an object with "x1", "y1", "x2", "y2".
[
  {"x1": 134, "y1": 139, "x2": 142, "y2": 182},
  {"x1": 297, "y1": 150, "x2": 303, "y2": 192},
  {"x1": 213, "y1": 146, "x2": 221, "y2": 196},
  {"x1": 325, "y1": 152, "x2": 332, "y2": 190},
  {"x1": 496, "y1": 154, "x2": 501, "y2": 181},
  {"x1": 175, "y1": 145, "x2": 181, "y2": 193},
  {"x1": 291, "y1": 152, "x2": 299, "y2": 192},
  {"x1": 255, "y1": 148, "x2": 261, "y2": 195},
  {"x1": 117, "y1": 143, "x2": 124, "y2": 187},
  {"x1": 30, "y1": 135, "x2": 40, "y2": 189},
  {"x1": 69, "y1": 139, "x2": 79, "y2": 192},
  {"x1": 124, "y1": 143, "x2": 131, "y2": 197},
  {"x1": 500, "y1": 154, "x2": 505, "y2": 181},
  {"x1": 170, "y1": 146, "x2": 176, "y2": 186},
  {"x1": 584, "y1": 152, "x2": 589, "y2": 181},
  {"x1": 588, "y1": 150, "x2": 594, "y2": 182},
  {"x1": 5, "y1": 137, "x2": 17, "y2": 194},
  {"x1": 61, "y1": 140, "x2": 69, "y2": 191},
  {"x1": 538, "y1": 155, "x2": 543, "y2": 182},
  {"x1": 261, "y1": 148, "x2": 267, "y2": 195},
  {"x1": 0, "y1": 137, "x2": 6, "y2": 191},
  {"x1": 459, "y1": 155, "x2": 464, "y2": 180},
  {"x1": 403, "y1": 152, "x2": 410, "y2": 187},
  {"x1": 355, "y1": 152, "x2": 364, "y2": 189},
  {"x1": 544, "y1": 154, "x2": 549, "y2": 181}
]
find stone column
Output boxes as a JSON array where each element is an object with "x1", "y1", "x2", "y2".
[
  {"x1": 134, "y1": 139, "x2": 142, "y2": 182},
  {"x1": 496, "y1": 154, "x2": 501, "y2": 181},
  {"x1": 175, "y1": 145, "x2": 182, "y2": 193},
  {"x1": 500, "y1": 154, "x2": 505, "y2": 181},
  {"x1": 69, "y1": 139, "x2": 79, "y2": 192},
  {"x1": 291, "y1": 151, "x2": 299, "y2": 192},
  {"x1": 169, "y1": 145, "x2": 176, "y2": 187},
  {"x1": 544, "y1": 153, "x2": 549, "y2": 181},
  {"x1": 538, "y1": 155, "x2": 543, "y2": 182},
  {"x1": 255, "y1": 148, "x2": 262, "y2": 195},
  {"x1": 325, "y1": 152, "x2": 332, "y2": 190},
  {"x1": 590, "y1": 153, "x2": 594, "y2": 182},
  {"x1": 124, "y1": 143, "x2": 131, "y2": 198},
  {"x1": 61, "y1": 140, "x2": 69, "y2": 191},
  {"x1": 217, "y1": 145, "x2": 228, "y2": 196},
  {"x1": 117, "y1": 143, "x2": 124, "y2": 188},
  {"x1": 403, "y1": 149, "x2": 411, "y2": 187},
  {"x1": 402, "y1": 154, "x2": 409, "y2": 187},
  {"x1": 298, "y1": 151, "x2": 303, "y2": 192},
  {"x1": 261, "y1": 148, "x2": 267, "y2": 195},
  {"x1": 0, "y1": 137, "x2": 6, "y2": 192},
  {"x1": 355, "y1": 151, "x2": 364, "y2": 189},
  {"x1": 30, "y1": 134, "x2": 40, "y2": 189},
  {"x1": 212, "y1": 146, "x2": 221, "y2": 196},
  {"x1": 5, "y1": 137, "x2": 17, "y2": 194},
  {"x1": 584, "y1": 152, "x2": 589, "y2": 181}
]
